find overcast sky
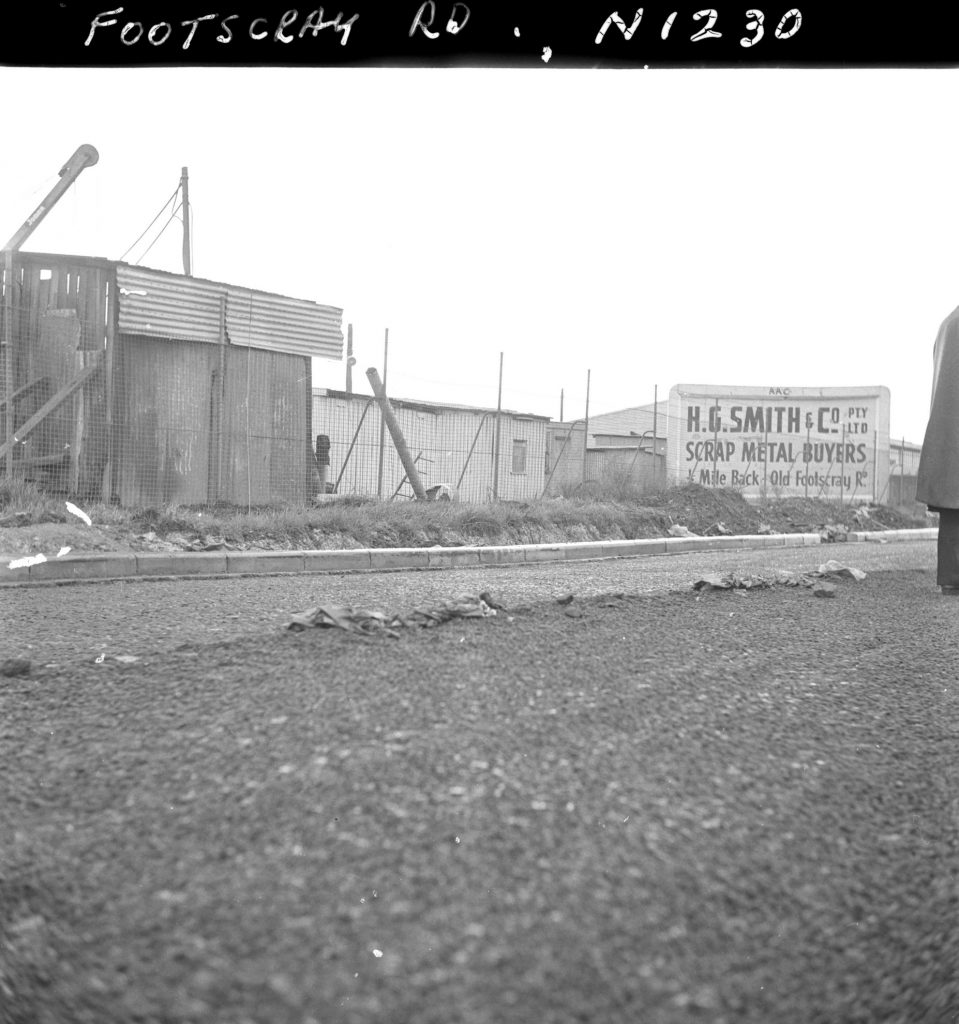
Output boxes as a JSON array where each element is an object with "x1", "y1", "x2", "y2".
[{"x1": 0, "y1": 66, "x2": 955, "y2": 443}]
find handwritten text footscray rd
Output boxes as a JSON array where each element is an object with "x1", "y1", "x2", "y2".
[
  {"x1": 81, "y1": 6, "x2": 803, "y2": 51},
  {"x1": 84, "y1": 8, "x2": 361, "y2": 48}
]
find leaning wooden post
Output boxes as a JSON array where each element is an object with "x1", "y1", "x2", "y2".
[
  {"x1": 582, "y1": 368, "x2": 591, "y2": 486},
  {"x1": 492, "y1": 352, "x2": 503, "y2": 500},
  {"x1": 376, "y1": 328, "x2": 389, "y2": 498},
  {"x1": 366, "y1": 367, "x2": 427, "y2": 500},
  {"x1": 900, "y1": 436, "x2": 905, "y2": 503}
]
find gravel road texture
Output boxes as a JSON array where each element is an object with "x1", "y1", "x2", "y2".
[
  {"x1": 0, "y1": 539, "x2": 939, "y2": 667},
  {"x1": 2, "y1": 542, "x2": 957, "y2": 1024}
]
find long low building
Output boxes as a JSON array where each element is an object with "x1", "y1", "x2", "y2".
[{"x1": 312, "y1": 388, "x2": 549, "y2": 503}]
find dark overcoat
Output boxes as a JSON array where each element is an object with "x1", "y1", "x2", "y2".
[{"x1": 917, "y1": 306, "x2": 959, "y2": 509}]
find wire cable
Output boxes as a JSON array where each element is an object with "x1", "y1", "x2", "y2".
[
  {"x1": 134, "y1": 203, "x2": 181, "y2": 265},
  {"x1": 118, "y1": 185, "x2": 180, "y2": 262}
]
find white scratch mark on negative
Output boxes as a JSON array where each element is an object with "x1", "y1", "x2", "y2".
[
  {"x1": 541, "y1": 46, "x2": 552, "y2": 62},
  {"x1": 57, "y1": 546, "x2": 71, "y2": 558},
  {"x1": 94, "y1": 654, "x2": 106, "y2": 664},
  {"x1": 65, "y1": 501, "x2": 92, "y2": 526},
  {"x1": 9, "y1": 553, "x2": 47, "y2": 569},
  {"x1": 372, "y1": 949, "x2": 384, "y2": 958}
]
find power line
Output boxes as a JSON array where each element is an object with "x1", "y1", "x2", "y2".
[
  {"x1": 135, "y1": 202, "x2": 182, "y2": 265},
  {"x1": 118, "y1": 185, "x2": 180, "y2": 262}
]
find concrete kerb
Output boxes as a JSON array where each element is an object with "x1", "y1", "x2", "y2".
[
  {"x1": 847, "y1": 527, "x2": 939, "y2": 544},
  {"x1": 0, "y1": 528, "x2": 939, "y2": 586}
]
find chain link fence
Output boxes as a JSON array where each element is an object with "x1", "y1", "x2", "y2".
[
  {"x1": 1, "y1": 256, "x2": 919, "y2": 510},
  {"x1": 1, "y1": 282, "x2": 313, "y2": 508}
]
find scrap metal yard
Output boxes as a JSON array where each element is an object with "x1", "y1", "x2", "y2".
[{"x1": 2, "y1": 540, "x2": 957, "y2": 1024}]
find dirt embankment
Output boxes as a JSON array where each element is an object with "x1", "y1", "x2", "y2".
[{"x1": 0, "y1": 485, "x2": 933, "y2": 560}]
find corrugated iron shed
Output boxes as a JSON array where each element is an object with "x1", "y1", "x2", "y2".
[
  {"x1": 116, "y1": 264, "x2": 343, "y2": 360},
  {"x1": 313, "y1": 387, "x2": 550, "y2": 421}
]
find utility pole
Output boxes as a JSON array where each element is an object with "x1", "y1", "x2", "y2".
[
  {"x1": 180, "y1": 167, "x2": 191, "y2": 276},
  {"x1": 492, "y1": 352, "x2": 503, "y2": 499},
  {"x1": 376, "y1": 328, "x2": 389, "y2": 498},
  {"x1": 583, "y1": 369, "x2": 591, "y2": 485},
  {"x1": 345, "y1": 324, "x2": 354, "y2": 394},
  {"x1": 559, "y1": 388, "x2": 564, "y2": 422},
  {"x1": 900, "y1": 436, "x2": 905, "y2": 503},
  {"x1": 652, "y1": 384, "x2": 658, "y2": 448}
]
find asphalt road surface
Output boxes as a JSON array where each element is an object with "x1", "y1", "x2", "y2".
[
  {"x1": 0, "y1": 539, "x2": 941, "y2": 666},
  {"x1": 3, "y1": 540, "x2": 958, "y2": 1024}
]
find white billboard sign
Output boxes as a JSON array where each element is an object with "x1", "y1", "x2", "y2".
[{"x1": 667, "y1": 384, "x2": 891, "y2": 502}]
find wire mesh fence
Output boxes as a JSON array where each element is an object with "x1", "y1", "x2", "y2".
[
  {"x1": 2, "y1": 289, "x2": 110, "y2": 499},
  {"x1": 1, "y1": 258, "x2": 918, "y2": 510},
  {"x1": 311, "y1": 391, "x2": 550, "y2": 504},
  {"x1": 0, "y1": 288, "x2": 313, "y2": 508}
]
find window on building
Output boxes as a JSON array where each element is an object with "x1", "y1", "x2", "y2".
[{"x1": 512, "y1": 439, "x2": 527, "y2": 475}]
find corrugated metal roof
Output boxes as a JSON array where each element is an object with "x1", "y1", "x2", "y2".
[
  {"x1": 116, "y1": 264, "x2": 343, "y2": 360},
  {"x1": 313, "y1": 387, "x2": 551, "y2": 420}
]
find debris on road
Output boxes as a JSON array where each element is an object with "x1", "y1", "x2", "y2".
[
  {"x1": 816, "y1": 559, "x2": 868, "y2": 582},
  {"x1": 693, "y1": 562, "x2": 867, "y2": 594},
  {"x1": 0, "y1": 657, "x2": 31, "y2": 677},
  {"x1": 693, "y1": 572, "x2": 776, "y2": 591},
  {"x1": 820, "y1": 524, "x2": 849, "y2": 543},
  {"x1": 188, "y1": 535, "x2": 231, "y2": 551},
  {"x1": 556, "y1": 593, "x2": 575, "y2": 606},
  {"x1": 287, "y1": 594, "x2": 498, "y2": 638},
  {"x1": 668, "y1": 525, "x2": 699, "y2": 538},
  {"x1": 7, "y1": 553, "x2": 47, "y2": 570},
  {"x1": 813, "y1": 584, "x2": 838, "y2": 598},
  {"x1": 65, "y1": 501, "x2": 93, "y2": 527}
]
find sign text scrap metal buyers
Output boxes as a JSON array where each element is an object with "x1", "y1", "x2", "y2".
[{"x1": 667, "y1": 385, "x2": 891, "y2": 501}]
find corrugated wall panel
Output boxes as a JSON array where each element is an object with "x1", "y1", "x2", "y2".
[
  {"x1": 117, "y1": 266, "x2": 222, "y2": 344},
  {"x1": 494, "y1": 417, "x2": 547, "y2": 501},
  {"x1": 545, "y1": 424, "x2": 587, "y2": 495},
  {"x1": 313, "y1": 394, "x2": 441, "y2": 499},
  {"x1": 220, "y1": 347, "x2": 309, "y2": 505},
  {"x1": 436, "y1": 410, "x2": 494, "y2": 502},
  {"x1": 312, "y1": 392, "x2": 548, "y2": 502},
  {"x1": 116, "y1": 264, "x2": 343, "y2": 360},
  {"x1": 115, "y1": 335, "x2": 216, "y2": 506},
  {"x1": 585, "y1": 448, "x2": 665, "y2": 494},
  {"x1": 224, "y1": 290, "x2": 343, "y2": 361},
  {"x1": 586, "y1": 403, "x2": 669, "y2": 439}
]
